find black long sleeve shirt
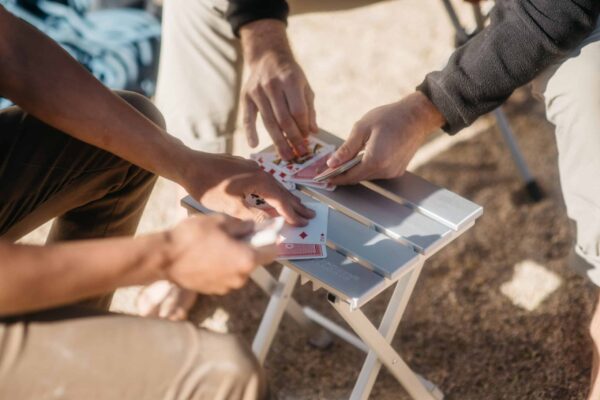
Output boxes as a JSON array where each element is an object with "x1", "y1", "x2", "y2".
[{"x1": 227, "y1": 0, "x2": 600, "y2": 134}]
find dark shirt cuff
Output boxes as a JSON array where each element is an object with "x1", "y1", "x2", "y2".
[
  {"x1": 416, "y1": 75, "x2": 468, "y2": 135},
  {"x1": 226, "y1": 0, "x2": 289, "y2": 37}
]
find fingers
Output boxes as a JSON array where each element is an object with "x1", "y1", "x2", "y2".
[
  {"x1": 285, "y1": 83, "x2": 311, "y2": 138},
  {"x1": 328, "y1": 123, "x2": 369, "y2": 168},
  {"x1": 305, "y1": 86, "x2": 318, "y2": 133},
  {"x1": 263, "y1": 84, "x2": 308, "y2": 157},
  {"x1": 328, "y1": 159, "x2": 371, "y2": 186},
  {"x1": 250, "y1": 88, "x2": 295, "y2": 160},
  {"x1": 253, "y1": 244, "x2": 278, "y2": 266},
  {"x1": 255, "y1": 179, "x2": 312, "y2": 226},
  {"x1": 328, "y1": 137, "x2": 378, "y2": 185},
  {"x1": 243, "y1": 97, "x2": 259, "y2": 148}
]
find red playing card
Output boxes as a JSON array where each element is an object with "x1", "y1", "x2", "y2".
[
  {"x1": 278, "y1": 243, "x2": 324, "y2": 258},
  {"x1": 292, "y1": 154, "x2": 331, "y2": 180}
]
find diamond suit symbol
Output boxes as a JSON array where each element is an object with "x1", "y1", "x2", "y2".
[{"x1": 299, "y1": 232, "x2": 308, "y2": 240}]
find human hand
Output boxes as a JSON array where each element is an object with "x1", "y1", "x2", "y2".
[
  {"x1": 240, "y1": 19, "x2": 318, "y2": 161},
  {"x1": 326, "y1": 92, "x2": 445, "y2": 185},
  {"x1": 181, "y1": 152, "x2": 314, "y2": 226},
  {"x1": 164, "y1": 214, "x2": 274, "y2": 295}
]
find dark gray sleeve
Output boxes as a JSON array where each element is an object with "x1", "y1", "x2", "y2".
[
  {"x1": 417, "y1": 0, "x2": 600, "y2": 134},
  {"x1": 226, "y1": 0, "x2": 289, "y2": 37}
]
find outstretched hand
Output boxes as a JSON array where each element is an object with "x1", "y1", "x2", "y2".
[{"x1": 326, "y1": 92, "x2": 445, "y2": 185}]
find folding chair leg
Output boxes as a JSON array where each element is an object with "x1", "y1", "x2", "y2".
[
  {"x1": 250, "y1": 267, "x2": 334, "y2": 349},
  {"x1": 330, "y1": 266, "x2": 443, "y2": 400},
  {"x1": 493, "y1": 109, "x2": 544, "y2": 201},
  {"x1": 252, "y1": 267, "x2": 299, "y2": 363}
]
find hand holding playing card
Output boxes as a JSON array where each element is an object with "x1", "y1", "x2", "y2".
[
  {"x1": 182, "y1": 153, "x2": 315, "y2": 226},
  {"x1": 251, "y1": 136, "x2": 337, "y2": 191}
]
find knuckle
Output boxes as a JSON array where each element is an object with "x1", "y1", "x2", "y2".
[
  {"x1": 264, "y1": 78, "x2": 279, "y2": 90},
  {"x1": 291, "y1": 107, "x2": 307, "y2": 120},
  {"x1": 280, "y1": 118, "x2": 294, "y2": 131}
]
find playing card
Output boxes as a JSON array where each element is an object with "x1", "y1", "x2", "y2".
[
  {"x1": 277, "y1": 200, "x2": 328, "y2": 260},
  {"x1": 280, "y1": 201, "x2": 327, "y2": 244},
  {"x1": 291, "y1": 153, "x2": 331, "y2": 181},
  {"x1": 251, "y1": 137, "x2": 335, "y2": 176},
  {"x1": 277, "y1": 243, "x2": 325, "y2": 258},
  {"x1": 296, "y1": 181, "x2": 337, "y2": 191}
]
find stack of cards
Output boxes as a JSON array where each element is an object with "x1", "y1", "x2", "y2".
[
  {"x1": 277, "y1": 201, "x2": 328, "y2": 260},
  {"x1": 250, "y1": 137, "x2": 337, "y2": 191},
  {"x1": 244, "y1": 195, "x2": 329, "y2": 260}
]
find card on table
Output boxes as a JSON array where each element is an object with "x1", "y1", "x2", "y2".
[{"x1": 277, "y1": 200, "x2": 328, "y2": 260}]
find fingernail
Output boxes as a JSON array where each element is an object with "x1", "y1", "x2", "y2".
[{"x1": 327, "y1": 156, "x2": 338, "y2": 167}]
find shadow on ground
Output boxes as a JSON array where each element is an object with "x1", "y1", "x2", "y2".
[{"x1": 189, "y1": 89, "x2": 597, "y2": 400}]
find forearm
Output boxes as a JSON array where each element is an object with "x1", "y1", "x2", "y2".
[
  {"x1": 240, "y1": 19, "x2": 293, "y2": 64},
  {"x1": 0, "y1": 234, "x2": 169, "y2": 316},
  {"x1": 418, "y1": 0, "x2": 600, "y2": 134},
  {"x1": 0, "y1": 6, "x2": 190, "y2": 183}
]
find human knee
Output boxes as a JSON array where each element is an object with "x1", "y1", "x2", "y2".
[
  {"x1": 191, "y1": 333, "x2": 266, "y2": 400},
  {"x1": 116, "y1": 90, "x2": 166, "y2": 130}
]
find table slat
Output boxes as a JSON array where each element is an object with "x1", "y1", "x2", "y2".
[
  {"x1": 282, "y1": 250, "x2": 388, "y2": 309},
  {"x1": 313, "y1": 130, "x2": 482, "y2": 231},
  {"x1": 300, "y1": 185, "x2": 453, "y2": 255},
  {"x1": 295, "y1": 193, "x2": 421, "y2": 280}
]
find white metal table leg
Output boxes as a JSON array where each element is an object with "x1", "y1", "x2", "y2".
[
  {"x1": 331, "y1": 280, "x2": 442, "y2": 400},
  {"x1": 250, "y1": 267, "x2": 335, "y2": 349},
  {"x1": 349, "y1": 264, "x2": 435, "y2": 400},
  {"x1": 252, "y1": 267, "x2": 299, "y2": 363}
]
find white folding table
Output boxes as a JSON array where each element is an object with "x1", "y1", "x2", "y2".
[{"x1": 182, "y1": 130, "x2": 482, "y2": 400}]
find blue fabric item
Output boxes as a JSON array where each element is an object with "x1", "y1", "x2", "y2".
[{"x1": 0, "y1": 0, "x2": 161, "y2": 109}]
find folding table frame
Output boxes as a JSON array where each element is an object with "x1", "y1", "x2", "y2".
[{"x1": 183, "y1": 131, "x2": 482, "y2": 399}]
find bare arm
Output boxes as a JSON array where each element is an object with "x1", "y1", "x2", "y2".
[
  {"x1": 0, "y1": 5, "x2": 187, "y2": 183},
  {"x1": 0, "y1": 236, "x2": 166, "y2": 316},
  {"x1": 0, "y1": 5, "x2": 313, "y2": 221},
  {"x1": 0, "y1": 215, "x2": 276, "y2": 317}
]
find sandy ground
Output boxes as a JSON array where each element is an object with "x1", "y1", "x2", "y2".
[{"x1": 21, "y1": 0, "x2": 598, "y2": 398}]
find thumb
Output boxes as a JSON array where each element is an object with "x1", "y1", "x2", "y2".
[{"x1": 328, "y1": 125, "x2": 368, "y2": 168}]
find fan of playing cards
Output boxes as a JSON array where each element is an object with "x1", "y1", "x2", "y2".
[{"x1": 250, "y1": 137, "x2": 336, "y2": 191}]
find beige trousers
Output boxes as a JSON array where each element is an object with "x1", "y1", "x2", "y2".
[
  {"x1": 0, "y1": 92, "x2": 267, "y2": 399},
  {"x1": 154, "y1": 0, "x2": 383, "y2": 153},
  {"x1": 532, "y1": 21, "x2": 600, "y2": 286},
  {"x1": 0, "y1": 307, "x2": 266, "y2": 400}
]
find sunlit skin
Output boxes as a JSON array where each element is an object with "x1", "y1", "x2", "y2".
[{"x1": 0, "y1": 6, "x2": 314, "y2": 316}]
